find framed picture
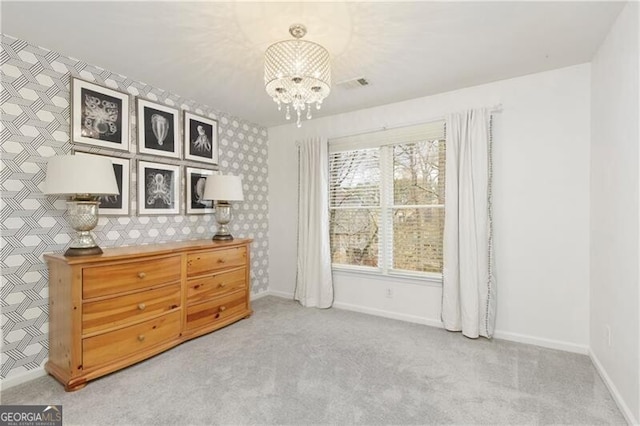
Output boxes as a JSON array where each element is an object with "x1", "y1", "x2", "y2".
[
  {"x1": 137, "y1": 160, "x2": 180, "y2": 215},
  {"x1": 184, "y1": 111, "x2": 218, "y2": 165},
  {"x1": 71, "y1": 77, "x2": 130, "y2": 151},
  {"x1": 136, "y1": 98, "x2": 180, "y2": 159},
  {"x1": 75, "y1": 152, "x2": 130, "y2": 216},
  {"x1": 185, "y1": 167, "x2": 217, "y2": 215}
]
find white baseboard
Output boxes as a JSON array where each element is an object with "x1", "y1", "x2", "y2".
[
  {"x1": 268, "y1": 294, "x2": 589, "y2": 355},
  {"x1": 332, "y1": 301, "x2": 444, "y2": 328},
  {"x1": 250, "y1": 290, "x2": 272, "y2": 301},
  {"x1": 589, "y1": 350, "x2": 638, "y2": 426},
  {"x1": 264, "y1": 290, "x2": 295, "y2": 299},
  {"x1": 492, "y1": 330, "x2": 589, "y2": 355},
  {"x1": 1, "y1": 366, "x2": 47, "y2": 391},
  {"x1": 332, "y1": 300, "x2": 589, "y2": 354}
]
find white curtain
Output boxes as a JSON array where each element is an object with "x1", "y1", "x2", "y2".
[
  {"x1": 442, "y1": 108, "x2": 496, "y2": 338},
  {"x1": 295, "y1": 137, "x2": 334, "y2": 308}
]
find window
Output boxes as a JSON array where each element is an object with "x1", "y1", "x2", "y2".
[{"x1": 329, "y1": 121, "x2": 445, "y2": 277}]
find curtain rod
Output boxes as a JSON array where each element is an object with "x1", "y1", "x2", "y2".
[{"x1": 326, "y1": 104, "x2": 503, "y2": 142}]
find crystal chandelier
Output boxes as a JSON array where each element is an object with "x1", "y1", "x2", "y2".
[{"x1": 264, "y1": 24, "x2": 331, "y2": 127}]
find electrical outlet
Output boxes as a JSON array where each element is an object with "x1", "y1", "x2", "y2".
[
  {"x1": 605, "y1": 325, "x2": 612, "y2": 347},
  {"x1": 385, "y1": 288, "x2": 393, "y2": 298}
]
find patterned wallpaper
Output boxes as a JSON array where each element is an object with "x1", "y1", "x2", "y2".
[{"x1": 0, "y1": 35, "x2": 269, "y2": 381}]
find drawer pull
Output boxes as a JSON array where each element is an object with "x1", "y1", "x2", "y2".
[
  {"x1": 219, "y1": 306, "x2": 227, "y2": 312},
  {"x1": 137, "y1": 272, "x2": 146, "y2": 279},
  {"x1": 218, "y1": 283, "x2": 226, "y2": 288},
  {"x1": 137, "y1": 334, "x2": 145, "y2": 342},
  {"x1": 217, "y1": 258, "x2": 226, "y2": 264},
  {"x1": 138, "y1": 303, "x2": 146, "y2": 311}
]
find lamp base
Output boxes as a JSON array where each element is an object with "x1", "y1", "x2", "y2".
[
  {"x1": 212, "y1": 202, "x2": 234, "y2": 241},
  {"x1": 64, "y1": 246, "x2": 103, "y2": 257},
  {"x1": 65, "y1": 200, "x2": 102, "y2": 257},
  {"x1": 212, "y1": 234, "x2": 234, "y2": 241}
]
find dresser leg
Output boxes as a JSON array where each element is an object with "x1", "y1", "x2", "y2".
[{"x1": 65, "y1": 378, "x2": 87, "y2": 392}]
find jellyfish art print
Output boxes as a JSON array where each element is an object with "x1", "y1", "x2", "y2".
[{"x1": 151, "y1": 114, "x2": 169, "y2": 146}]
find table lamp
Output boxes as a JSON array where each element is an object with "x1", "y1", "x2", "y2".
[
  {"x1": 203, "y1": 174, "x2": 244, "y2": 240},
  {"x1": 44, "y1": 154, "x2": 119, "y2": 256}
]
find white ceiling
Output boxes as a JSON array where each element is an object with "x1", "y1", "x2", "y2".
[{"x1": 2, "y1": 1, "x2": 625, "y2": 127}]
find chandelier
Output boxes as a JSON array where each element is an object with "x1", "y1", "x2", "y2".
[{"x1": 264, "y1": 24, "x2": 331, "y2": 127}]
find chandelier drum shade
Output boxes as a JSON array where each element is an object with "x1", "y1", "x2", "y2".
[{"x1": 264, "y1": 24, "x2": 331, "y2": 127}]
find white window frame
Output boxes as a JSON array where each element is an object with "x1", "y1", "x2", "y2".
[{"x1": 329, "y1": 121, "x2": 445, "y2": 284}]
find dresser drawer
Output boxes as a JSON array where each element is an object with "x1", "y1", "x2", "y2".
[
  {"x1": 83, "y1": 311, "x2": 181, "y2": 370},
  {"x1": 83, "y1": 284, "x2": 181, "y2": 336},
  {"x1": 186, "y1": 246, "x2": 247, "y2": 277},
  {"x1": 83, "y1": 256, "x2": 181, "y2": 299},
  {"x1": 186, "y1": 290, "x2": 247, "y2": 331},
  {"x1": 187, "y1": 267, "x2": 246, "y2": 305}
]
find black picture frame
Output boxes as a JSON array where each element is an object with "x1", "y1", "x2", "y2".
[
  {"x1": 74, "y1": 152, "x2": 130, "y2": 216},
  {"x1": 137, "y1": 160, "x2": 180, "y2": 215},
  {"x1": 136, "y1": 98, "x2": 180, "y2": 159},
  {"x1": 183, "y1": 111, "x2": 218, "y2": 165},
  {"x1": 185, "y1": 167, "x2": 217, "y2": 215},
  {"x1": 71, "y1": 77, "x2": 130, "y2": 151}
]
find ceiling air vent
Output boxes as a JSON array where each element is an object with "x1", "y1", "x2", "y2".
[{"x1": 336, "y1": 77, "x2": 370, "y2": 90}]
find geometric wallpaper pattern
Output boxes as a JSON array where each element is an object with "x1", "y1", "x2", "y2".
[{"x1": 0, "y1": 35, "x2": 269, "y2": 381}]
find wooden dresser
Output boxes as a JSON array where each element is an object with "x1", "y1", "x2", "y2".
[{"x1": 44, "y1": 239, "x2": 252, "y2": 391}]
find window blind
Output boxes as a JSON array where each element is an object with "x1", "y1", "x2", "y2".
[
  {"x1": 329, "y1": 148, "x2": 380, "y2": 208},
  {"x1": 329, "y1": 120, "x2": 446, "y2": 276},
  {"x1": 329, "y1": 148, "x2": 380, "y2": 267},
  {"x1": 329, "y1": 120, "x2": 445, "y2": 152}
]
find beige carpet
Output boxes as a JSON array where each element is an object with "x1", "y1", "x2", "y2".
[{"x1": 0, "y1": 296, "x2": 625, "y2": 425}]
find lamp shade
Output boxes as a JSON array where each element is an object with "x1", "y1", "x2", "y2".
[
  {"x1": 44, "y1": 155, "x2": 119, "y2": 195},
  {"x1": 203, "y1": 175, "x2": 244, "y2": 201}
]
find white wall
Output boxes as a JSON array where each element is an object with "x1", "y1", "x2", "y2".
[
  {"x1": 590, "y1": 2, "x2": 640, "y2": 424},
  {"x1": 269, "y1": 64, "x2": 592, "y2": 353}
]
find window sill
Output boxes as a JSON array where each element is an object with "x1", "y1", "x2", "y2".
[{"x1": 331, "y1": 264, "x2": 443, "y2": 287}]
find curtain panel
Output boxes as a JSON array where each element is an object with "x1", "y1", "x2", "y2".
[
  {"x1": 442, "y1": 108, "x2": 496, "y2": 338},
  {"x1": 295, "y1": 137, "x2": 334, "y2": 308}
]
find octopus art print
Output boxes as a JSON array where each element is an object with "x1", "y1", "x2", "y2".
[
  {"x1": 98, "y1": 194, "x2": 119, "y2": 206},
  {"x1": 146, "y1": 171, "x2": 173, "y2": 206},
  {"x1": 192, "y1": 125, "x2": 212, "y2": 152},
  {"x1": 82, "y1": 94, "x2": 119, "y2": 138}
]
